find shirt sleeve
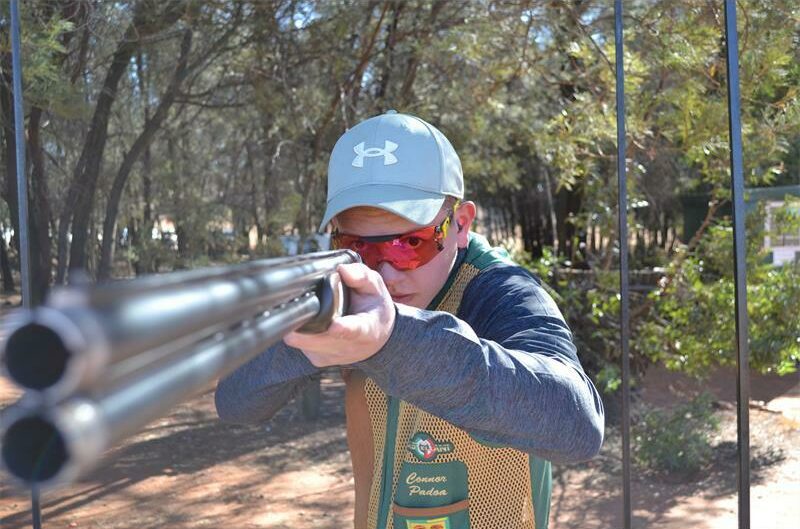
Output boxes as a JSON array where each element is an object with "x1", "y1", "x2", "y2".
[
  {"x1": 354, "y1": 265, "x2": 605, "y2": 464},
  {"x1": 214, "y1": 342, "x2": 320, "y2": 424}
]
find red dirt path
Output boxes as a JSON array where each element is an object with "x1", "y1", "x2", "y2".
[{"x1": 1, "y1": 366, "x2": 798, "y2": 529}]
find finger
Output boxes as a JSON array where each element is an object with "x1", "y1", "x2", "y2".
[
  {"x1": 283, "y1": 317, "x2": 360, "y2": 349},
  {"x1": 337, "y1": 263, "x2": 382, "y2": 295},
  {"x1": 302, "y1": 351, "x2": 326, "y2": 368},
  {"x1": 327, "y1": 313, "x2": 369, "y2": 340},
  {"x1": 283, "y1": 330, "x2": 324, "y2": 349},
  {"x1": 282, "y1": 330, "x2": 302, "y2": 348}
]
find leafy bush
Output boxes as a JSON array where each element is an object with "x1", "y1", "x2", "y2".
[
  {"x1": 634, "y1": 393, "x2": 719, "y2": 475},
  {"x1": 637, "y1": 200, "x2": 800, "y2": 376},
  {"x1": 130, "y1": 236, "x2": 177, "y2": 274},
  {"x1": 514, "y1": 198, "x2": 800, "y2": 395}
]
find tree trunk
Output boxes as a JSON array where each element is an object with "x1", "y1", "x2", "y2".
[
  {"x1": 98, "y1": 30, "x2": 192, "y2": 279},
  {"x1": 542, "y1": 166, "x2": 559, "y2": 255},
  {"x1": 299, "y1": 2, "x2": 390, "y2": 233},
  {"x1": 0, "y1": 52, "x2": 21, "y2": 264},
  {"x1": 129, "y1": 220, "x2": 142, "y2": 275},
  {"x1": 555, "y1": 187, "x2": 582, "y2": 261},
  {"x1": 374, "y1": 1, "x2": 404, "y2": 106},
  {"x1": 0, "y1": 56, "x2": 49, "y2": 302},
  {"x1": 27, "y1": 107, "x2": 54, "y2": 305},
  {"x1": 245, "y1": 141, "x2": 263, "y2": 249},
  {"x1": 0, "y1": 234, "x2": 13, "y2": 293},
  {"x1": 398, "y1": 1, "x2": 447, "y2": 107},
  {"x1": 61, "y1": 0, "x2": 187, "y2": 280},
  {"x1": 136, "y1": 50, "x2": 153, "y2": 273}
]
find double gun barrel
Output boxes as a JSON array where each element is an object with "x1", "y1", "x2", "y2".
[{"x1": 0, "y1": 250, "x2": 358, "y2": 490}]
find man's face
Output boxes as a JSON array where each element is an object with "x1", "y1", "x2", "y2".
[{"x1": 334, "y1": 201, "x2": 475, "y2": 309}]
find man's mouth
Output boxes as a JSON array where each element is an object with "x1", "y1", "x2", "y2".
[{"x1": 391, "y1": 293, "x2": 413, "y2": 303}]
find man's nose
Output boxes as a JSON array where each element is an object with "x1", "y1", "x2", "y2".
[{"x1": 376, "y1": 261, "x2": 404, "y2": 287}]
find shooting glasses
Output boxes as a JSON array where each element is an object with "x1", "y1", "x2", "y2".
[{"x1": 331, "y1": 201, "x2": 459, "y2": 271}]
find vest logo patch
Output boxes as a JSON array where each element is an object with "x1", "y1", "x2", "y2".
[
  {"x1": 408, "y1": 432, "x2": 454, "y2": 461},
  {"x1": 405, "y1": 517, "x2": 450, "y2": 529}
]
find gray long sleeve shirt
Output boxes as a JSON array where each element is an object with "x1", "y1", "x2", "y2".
[{"x1": 215, "y1": 248, "x2": 604, "y2": 464}]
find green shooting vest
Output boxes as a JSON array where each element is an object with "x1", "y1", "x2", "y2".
[{"x1": 343, "y1": 234, "x2": 552, "y2": 529}]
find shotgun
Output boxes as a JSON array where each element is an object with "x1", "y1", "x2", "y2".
[{"x1": 0, "y1": 250, "x2": 358, "y2": 490}]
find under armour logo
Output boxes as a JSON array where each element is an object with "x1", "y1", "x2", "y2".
[{"x1": 352, "y1": 140, "x2": 398, "y2": 167}]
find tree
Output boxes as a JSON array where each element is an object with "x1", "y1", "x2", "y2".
[{"x1": 57, "y1": 0, "x2": 188, "y2": 280}]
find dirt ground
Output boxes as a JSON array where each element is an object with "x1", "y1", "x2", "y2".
[
  {"x1": 1, "y1": 363, "x2": 798, "y2": 529},
  {"x1": 551, "y1": 366, "x2": 800, "y2": 529}
]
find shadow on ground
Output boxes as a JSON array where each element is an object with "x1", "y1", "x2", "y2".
[{"x1": 0, "y1": 374, "x2": 349, "y2": 529}]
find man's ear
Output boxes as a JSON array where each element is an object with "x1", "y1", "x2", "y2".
[{"x1": 454, "y1": 201, "x2": 476, "y2": 248}]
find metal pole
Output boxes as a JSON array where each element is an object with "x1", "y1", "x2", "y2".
[
  {"x1": 10, "y1": 1, "x2": 41, "y2": 527},
  {"x1": 722, "y1": 1, "x2": 750, "y2": 528},
  {"x1": 10, "y1": 0, "x2": 30, "y2": 307},
  {"x1": 31, "y1": 487, "x2": 41, "y2": 529},
  {"x1": 613, "y1": 2, "x2": 632, "y2": 528}
]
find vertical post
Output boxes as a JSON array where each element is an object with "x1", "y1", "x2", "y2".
[
  {"x1": 10, "y1": 0, "x2": 30, "y2": 307},
  {"x1": 30, "y1": 486, "x2": 42, "y2": 529},
  {"x1": 10, "y1": 2, "x2": 42, "y2": 528},
  {"x1": 613, "y1": 2, "x2": 632, "y2": 528},
  {"x1": 722, "y1": 1, "x2": 750, "y2": 528}
]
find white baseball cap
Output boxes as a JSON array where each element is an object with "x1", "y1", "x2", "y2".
[{"x1": 319, "y1": 110, "x2": 463, "y2": 231}]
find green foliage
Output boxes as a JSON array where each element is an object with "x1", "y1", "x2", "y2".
[
  {"x1": 595, "y1": 364, "x2": 622, "y2": 394},
  {"x1": 518, "y1": 199, "x2": 800, "y2": 387},
  {"x1": 206, "y1": 231, "x2": 242, "y2": 262},
  {"x1": 1, "y1": 0, "x2": 798, "y2": 375},
  {"x1": 770, "y1": 197, "x2": 800, "y2": 240},
  {"x1": 634, "y1": 393, "x2": 719, "y2": 475},
  {"x1": 637, "y1": 202, "x2": 800, "y2": 376},
  {"x1": 256, "y1": 237, "x2": 288, "y2": 259},
  {"x1": 130, "y1": 236, "x2": 177, "y2": 275},
  {"x1": 1, "y1": 1, "x2": 88, "y2": 118}
]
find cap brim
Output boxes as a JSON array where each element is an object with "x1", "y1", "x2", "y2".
[{"x1": 319, "y1": 184, "x2": 447, "y2": 231}]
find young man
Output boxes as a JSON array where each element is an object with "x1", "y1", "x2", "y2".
[{"x1": 215, "y1": 111, "x2": 604, "y2": 529}]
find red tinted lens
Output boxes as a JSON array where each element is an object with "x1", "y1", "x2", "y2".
[{"x1": 332, "y1": 227, "x2": 441, "y2": 270}]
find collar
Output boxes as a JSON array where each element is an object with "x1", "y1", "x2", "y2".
[{"x1": 425, "y1": 232, "x2": 513, "y2": 310}]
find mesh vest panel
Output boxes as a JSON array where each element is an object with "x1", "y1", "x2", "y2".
[{"x1": 359, "y1": 262, "x2": 545, "y2": 529}]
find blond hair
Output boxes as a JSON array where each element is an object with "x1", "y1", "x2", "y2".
[{"x1": 333, "y1": 195, "x2": 461, "y2": 227}]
